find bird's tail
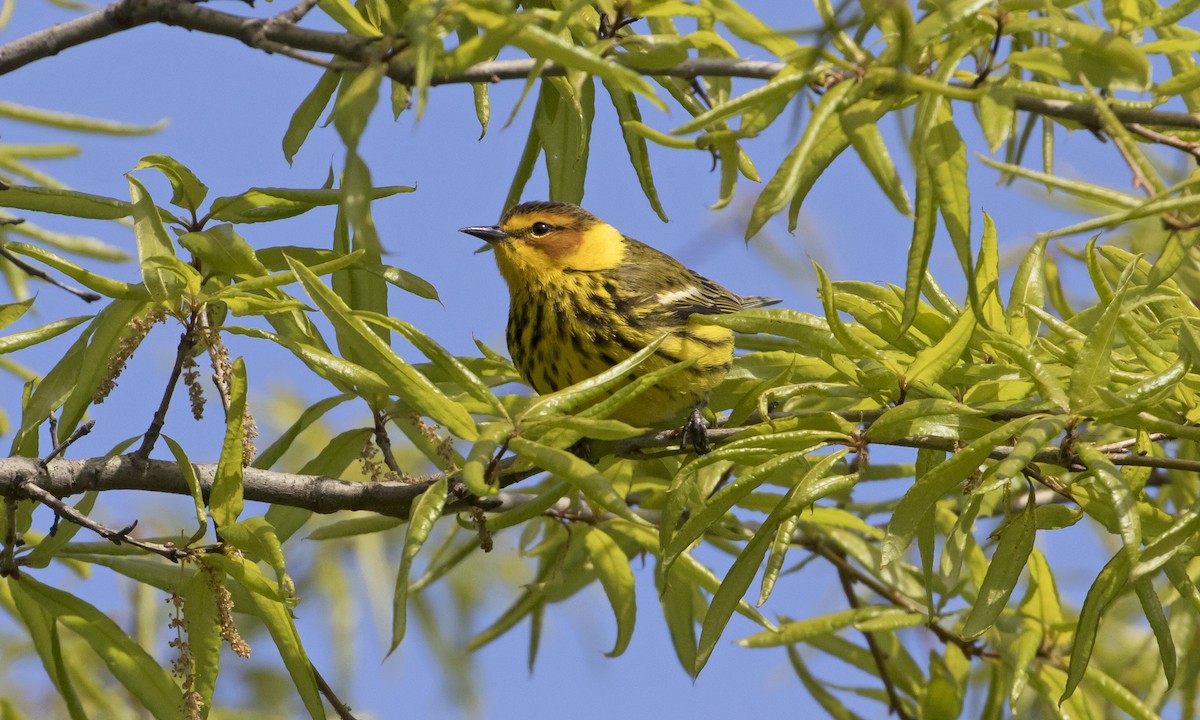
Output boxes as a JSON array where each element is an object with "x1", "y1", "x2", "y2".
[{"x1": 741, "y1": 295, "x2": 782, "y2": 309}]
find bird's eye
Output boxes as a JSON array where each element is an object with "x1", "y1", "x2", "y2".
[{"x1": 530, "y1": 222, "x2": 552, "y2": 237}]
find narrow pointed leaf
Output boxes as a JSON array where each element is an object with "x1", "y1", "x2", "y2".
[
  {"x1": 391, "y1": 477, "x2": 447, "y2": 652},
  {"x1": 584, "y1": 526, "x2": 637, "y2": 657}
]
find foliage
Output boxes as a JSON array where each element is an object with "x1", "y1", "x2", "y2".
[{"x1": 2, "y1": 0, "x2": 1200, "y2": 718}]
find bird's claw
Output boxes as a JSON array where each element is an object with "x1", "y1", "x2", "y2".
[{"x1": 681, "y1": 405, "x2": 711, "y2": 455}]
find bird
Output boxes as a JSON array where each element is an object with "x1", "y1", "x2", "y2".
[{"x1": 460, "y1": 201, "x2": 779, "y2": 453}]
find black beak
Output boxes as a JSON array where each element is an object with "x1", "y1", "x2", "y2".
[{"x1": 459, "y1": 225, "x2": 508, "y2": 243}]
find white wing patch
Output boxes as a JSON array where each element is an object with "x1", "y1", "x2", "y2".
[{"x1": 657, "y1": 286, "x2": 705, "y2": 306}]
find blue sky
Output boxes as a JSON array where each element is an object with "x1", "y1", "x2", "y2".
[{"x1": 0, "y1": 0, "x2": 1134, "y2": 717}]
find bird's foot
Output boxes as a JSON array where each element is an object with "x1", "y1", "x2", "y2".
[
  {"x1": 681, "y1": 405, "x2": 711, "y2": 455},
  {"x1": 567, "y1": 437, "x2": 595, "y2": 464}
]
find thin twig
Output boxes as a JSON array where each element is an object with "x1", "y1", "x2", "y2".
[
  {"x1": 0, "y1": 245, "x2": 101, "y2": 302},
  {"x1": 807, "y1": 540, "x2": 991, "y2": 659},
  {"x1": 373, "y1": 410, "x2": 403, "y2": 477},
  {"x1": 137, "y1": 317, "x2": 198, "y2": 459},
  {"x1": 42, "y1": 419, "x2": 95, "y2": 464},
  {"x1": 1128, "y1": 123, "x2": 1200, "y2": 162},
  {"x1": 311, "y1": 663, "x2": 357, "y2": 720},
  {"x1": 16, "y1": 479, "x2": 190, "y2": 562},
  {"x1": 264, "y1": 0, "x2": 321, "y2": 30},
  {"x1": 835, "y1": 557, "x2": 913, "y2": 719}
]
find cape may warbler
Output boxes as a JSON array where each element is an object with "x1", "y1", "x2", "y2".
[{"x1": 461, "y1": 201, "x2": 779, "y2": 452}]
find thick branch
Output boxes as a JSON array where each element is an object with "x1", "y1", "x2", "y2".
[
  {"x1": 0, "y1": 454, "x2": 439, "y2": 519},
  {"x1": 0, "y1": 417, "x2": 1190, "y2": 527},
  {"x1": 1, "y1": 0, "x2": 1198, "y2": 133}
]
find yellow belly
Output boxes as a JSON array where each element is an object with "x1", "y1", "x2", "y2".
[{"x1": 509, "y1": 302, "x2": 734, "y2": 426}]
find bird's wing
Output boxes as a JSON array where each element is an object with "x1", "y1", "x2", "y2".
[
  {"x1": 655, "y1": 274, "x2": 757, "y2": 318},
  {"x1": 616, "y1": 237, "x2": 781, "y2": 320}
]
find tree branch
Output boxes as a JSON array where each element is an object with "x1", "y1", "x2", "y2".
[
  {"x1": 1, "y1": 0, "x2": 1198, "y2": 134},
  {"x1": 0, "y1": 454, "x2": 447, "y2": 519},
  {"x1": 0, "y1": 415, "x2": 1188, "y2": 531},
  {"x1": 16, "y1": 479, "x2": 190, "y2": 562}
]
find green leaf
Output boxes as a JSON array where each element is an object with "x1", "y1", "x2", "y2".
[
  {"x1": 1147, "y1": 230, "x2": 1200, "y2": 290},
  {"x1": 307, "y1": 515, "x2": 403, "y2": 540},
  {"x1": 925, "y1": 102, "x2": 972, "y2": 282},
  {"x1": 602, "y1": 78, "x2": 667, "y2": 221},
  {"x1": 841, "y1": 96, "x2": 911, "y2": 216},
  {"x1": 178, "y1": 224, "x2": 268, "y2": 278},
  {"x1": 746, "y1": 80, "x2": 854, "y2": 238},
  {"x1": 1133, "y1": 493, "x2": 1200, "y2": 579},
  {"x1": 905, "y1": 308, "x2": 976, "y2": 389},
  {"x1": 163, "y1": 435, "x2": 208, "y2": 545},
  {"x1": 671, "y1": 69, "x2": 815, "y2": 136},
  {"x1": 461, "y1": 422, "x2": 510, "y2": 496},
  {"x1": 1132, "y1": 575, "x2": 1176, "y2": 688},
  {"x1": 1007, "y1": 17, "x2": 1151, "y2": 90},
  {"x1": 1006, "y1": 237, "x2": 1047, "y2": 345},
  {"x1": 0, "y1": 297, "x2": 33, "y2": 330},
  {"x1": 1, "y1": 242, "x2": 147, "y2": 299},
  {"x1": 212, "y1": 558, "x2": 326, "y2": 719},
  {"x1": 522, "y1": 415, "x2": 643, "y2": 442},
  {"x1": 207, "y1": 185, "x2": 412, "y2": 224},
  {"x1": 13, "y1": 298, "x2": 148, "y2": 452},
  {"x1": 973, "y1": 212, "x2": 1005, "y2": 329},
  {"x1": 12, "y1": 576, "x2": 182, "y2": 720},
  {"x1": 984, "y1": 416, "x2": 1067, "y2": 488},
  {"x1": 901, "y1": 156, "x2": 938, "y2": 331},
  {"x1": 369, "y1": 263, "x2": 441, "y2": 301},
  {"x1": 962, "y1": 494, "x2": 1037, "y2": 638},
  {"x1": 1077, "y1": 444, "x2": 1141, "y2": 556},
  {"x1": 286, "y1": 258, "x2": 477, "y2": 439},
  {"x1": 697, "y1": 451, "x2": 852, "y2": 673},
  {"x1": 8, "y1": 581, "x2": 88, "y2": 720},
  {"x1": 508, "y1": 436, "x2": 645, "y2": 523},
  {"x1": 519, "y1": 334, "x2": 666, "y2": 419},
  {"x1": 864, "y1": 400, "x2": 992, "y2": 444},
  {"x1": 0, "y1": 315, "x2": 90, "y2": 354},
  {"x1": 657, "y1": 558, "x2": 698, "y2": 674},
  {"x1": 317, "y1": 0, "x2": 377, "y2": 35},
  {"x1": 814, "y1": 262, "x2": 901, "y2": 375},
  {"x1": 584, "y1": 526, "x2": 637, "y2": 657},
  {"x1": 127, "y1": 175, "x2": 174, "y2": 261},
  {"x1": 391, "y1": 477, "x2": 447, "y2": 652},
  {"x1": 283, "y1": 68, "x2": 341, "y2": 164},
  {"x1": 182, "y1": 561, "x2": 224, "y2": 716},
  {"x1": 0, "y1": 101, "x2": 162, "y2": 133},
  {"x1": 1069, "y1": 260, "x2": 1133, "y2": 412},
  {"x1": 666, "y1": 447, "x2": 826, "y2": 562},
  {"x1": 536, "y1": 77, "x2": 594, "y2": 205},
  {"x1": 132, "y1": 154, "x2": 208, "y2": 212},
  {"x1": 757, "y1": 512, "x2": 801, "y2": 607},
  {"x1": 209, "y1": 357, "x2": 248, "y2": 528},
  {"x1": 225, "y1": 326, "x2": 389, "y2": 399},
  {"x1": 0, "y1": 185, "x2": 133, "y2": 219},
  {"x1": 976, "y1": 155, "x2": 1141, "y2": 210},
  {"x1": 739, "y1": 606, "x2": 901, "y2": 648},
  {"x1": 218, "y1": 248, "x2": 365, "y2": 294},
  {"x1": 504, "y1": 114, "x2": 542, "y2": 211},
  {"x1": 359, "y1": 311, "x2": 507, "y2": 418},
  {"x1": 1062, "y1": 550, "x2": 1130, "y2": 702},
  {"x1": 462, "y1": 7, "x2": 662, "y2": 107},
  {"x1": 883, "y1": 416, "x2": 1037, "y2": 564}
]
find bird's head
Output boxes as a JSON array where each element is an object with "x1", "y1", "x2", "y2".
[{"x1": 460, "y1": 201, "x2": 626, "y2": 284}]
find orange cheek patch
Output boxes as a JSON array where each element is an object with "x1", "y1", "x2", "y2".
[{"x1": 534, "y1": 230, "x2": 584, "y2": 261}]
